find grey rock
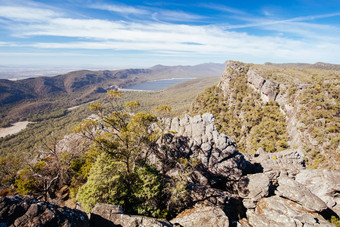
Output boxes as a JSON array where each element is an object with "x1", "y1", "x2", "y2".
[
  {"x1": 189, "y1": 185, "x2": 230, "y2": 208},
  {"x1": 247, "y1": 68, "x2": 279, "y2": 102},
  {"x1": 156, "y1": 114, "x2": 249, "y2": 185},
  {"x1": 0, "y1": 195, "x2": 89, "y2": 227},
  {"x1": 171, "y1": 204, "x2": 229, "y2": 227},
  {"x1": 237, "y1": 173, "x2": 270, "y2": 209},
  {"x1": 276, "y1": 177, "x2": 327, "y2": 212},
  {"x1": 90, "y1": 204, "x2": 173, "y2": 227},
  {"x1": 249, "y1": 148, "x2": 305, "y2": 172},
  {"x1": 247, "y1": 70, "x2": 265, "y2": 91},
  {"x1": 261, "y1": 79, "x2": 279, "y2": 102},
  {"x1": 295, "y1": 169, "x2": 340, "y2": 216},
  {"x1": 247, "y1": 196, "x2": 333, "y2": 227}
]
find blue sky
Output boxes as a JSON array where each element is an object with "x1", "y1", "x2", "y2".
[{"x1": 0, "y1": 0, "x2": 340, "y2": 68}]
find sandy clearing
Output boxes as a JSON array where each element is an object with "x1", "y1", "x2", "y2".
[{"x1": 0, "y1": 121, "x2": 32, "y2": 138}]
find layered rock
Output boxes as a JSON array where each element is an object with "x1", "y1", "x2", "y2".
[
  {"x1": 0, "y1": 195, "x2": 89, "y2": 227},
  {"x1": 276, "y1": 176, "x2": 328, "y2": 212},
  {"x1": 247, "y1": 148, "x2": 305, "y2": 173},
  {"x1": 295, "y1": 169, "x2": 340, "y2": 216},
  {"x1": 247, "y1": 69, "x2": 279, "y2": 102},
  {"x1": 171, "y1": 204, "x2": 229, "y2": 227},
  {"x1": 161, "y1": 113, "x2": 249, "y2": 183},
  {"x1": 237, "y1": 173, "x2": 271, "y2": 209},
  {"x1": 90, "y1": 204, "x2": 172, "y2": 227},
  {"x1": 247, "y1": 196, "x2": 333, "y2": 227}
]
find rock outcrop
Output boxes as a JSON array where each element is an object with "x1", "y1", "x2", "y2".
[
  {"x1": 237, "y1": 173, "x2": 271, "y2": 209},
  {"x1": 295, "y1": 169, "x2": 340, "y2": 216},
  {"x1": 276, "y1": 176, "x2": 328, "y2": 212},
  {"x1": 171, "y1": 203, "x2": 229, "y2": 227},
  {"x1": 90, "y1": 204, "x2": 173, "y2": 227},
  {"x1": 161, "y1": 113, "x2": 249, "y2": 183},
  {"x1": 247, "y1": 196, "x2": 333, "y2": 227},
  {"x1": 247, "y1": 69, "x2": 279, "y2": 102},
  {"x1": 247, "y1": 148, "x2": 305, "y2": 173},
  {"x1": 0, "y1": 195, "x2": 89, "y2": 227}
]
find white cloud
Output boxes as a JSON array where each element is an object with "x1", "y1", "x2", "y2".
[
  {"x1": 0, "y1": 5, "x2": 60, "y2": 22},
  {"x1": 152, "y1": 10, "x2": 205, "y2": 22},
  {"x1": 1, "y1": 3, "x2": 340, "y2": 64},
  {"x1": 90, "y1": 3, "x2": 148, "y2": 15},
  {"x1": 200, "y1": 3, "x2": 245, "y2": 15},
  {"x1": 0, "y1": 52, "x2": 97, "y2": 56}
]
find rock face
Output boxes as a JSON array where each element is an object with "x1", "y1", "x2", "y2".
[
  {"x1": 90, "y1": 204, "x2": 173, "y2": 227},
  {"x1": 237, "y1": 173, "x2": 271, "y2": 209},
  {"x1": 162, "y1": 113, "x2": 249, "y2": 183},
  {"x1": 171, "y1": 204, "x2": 229, "y2": 227},
  {"x1": 237, "y1": 148, "x2": 339, "y2": 226},
  {"x1": 247, "y1": 196, "x2": 333, "y2": 227},
  {"x1": 247, "y1": 148, "x2": 305, "y2": 173},
  {"x1": 295, "y1": 169, "x2": 340, "y2": 216},
  {"x1": 276, "y1": 176, "x2": 328, "y2": 212},
  {"x1": 247, "y1": 69, "x2": 279, "y2": 102},
  {"x1": 0, "y1": 195, "x2": 89, "y2": 227}
]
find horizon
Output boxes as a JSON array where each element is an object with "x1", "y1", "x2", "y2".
[{"x1": 1, "y1": 0, "x2": 340, "y2": 68}]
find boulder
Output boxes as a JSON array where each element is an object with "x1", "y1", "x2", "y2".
[
  {"x1": 0, "y1": 195, "x2": 89, "y2": 227},
  {"x1": 276, "y1": 177, "x2": 327, "y2": 212},
  {"x1": 249, "y1": 149, "x2": 305, "y2": 173},
  {"x1": 189, "y1": 184, "x2": 230, "y2": 209},
  {"x1": 237, "y1": 173, "x2": 271, "y2": 209},
  {"x1": 247, "y1": 196, "x2": 333, "y2": 227},
  {"x1": 90, "y1": 203, "x2": 173, "y2": 227},
  {"x1": 295, "y1": 169, "x2": 340, "y2": 216},
  {"x1": 171, "y1": 204, "x2": 229, "y2": 227}
]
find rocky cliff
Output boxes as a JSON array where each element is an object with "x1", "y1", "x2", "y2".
[{"x1": 192, "y1": 60, "x2": 339, "y2": 170}]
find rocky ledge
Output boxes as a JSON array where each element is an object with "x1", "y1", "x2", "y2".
[{"x1": 0, "y1": 195, "x2": 89, "y2": 227}]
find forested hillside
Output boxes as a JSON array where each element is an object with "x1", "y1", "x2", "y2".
[{"x1": 192, "y1": 61, "x2": 340, "y2": 169}]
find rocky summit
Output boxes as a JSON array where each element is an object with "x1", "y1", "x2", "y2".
[{"x1": 1, "y1": 113, "x2": 339, "y2": 226}]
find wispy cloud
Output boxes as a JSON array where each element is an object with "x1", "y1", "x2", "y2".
[
  {"x1": 90, "y1": 3, "x2": 148, "y2": 15},
  {"x1": 152, "y1": 10, "x2": 205, "y2": 22},
  {"x1": 0, "y1": 5, "x2": 61, "y2": 22},
  {"x1": 201, "y1": 3, "x2": 246, "y2": 15},
  {"x1": 0, "y1": 52, "x2": 98, "y2": 56},
  {"x1": 229, "y1": 12, "x2": 340, "y2": 30},
  {"x1": 0, "y1": 2, "x2": 340, "y2": 64},
  {"x1": 14, "y1": 18, "x2": 339, "y2": 63},
  {"x1": 89, "y1": 3, "x2": 204, "y2": 22}
]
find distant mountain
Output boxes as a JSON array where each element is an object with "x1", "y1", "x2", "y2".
[
  {"x1": 0, "y1": 63, "x2": 224, "y2": 125},
  {"x1": 264, "y1": 62, "x2": 340, "y2": 71},
  {"x1": 0, "y1": 63, "x2": 224, "y2": 106},
  {"x1": 148, "y1": 63, "x2": 225, "y2": 78}
]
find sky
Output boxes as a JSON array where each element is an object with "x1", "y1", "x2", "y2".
[{"x1": 0, "y1": 0, "x2": 340, "y2": 68}]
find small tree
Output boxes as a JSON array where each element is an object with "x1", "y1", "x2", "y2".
[{"x1": 76, "y1": 91, "x2": 164, "y2": 215}]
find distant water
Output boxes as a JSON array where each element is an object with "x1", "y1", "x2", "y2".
[{"x1": 124, "y1": 78, "x2": 192, "y2": 91}]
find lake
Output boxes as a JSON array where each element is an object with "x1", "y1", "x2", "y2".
[{"x1": 124, "y1": 78, "x2": 192, "y2": 91}]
